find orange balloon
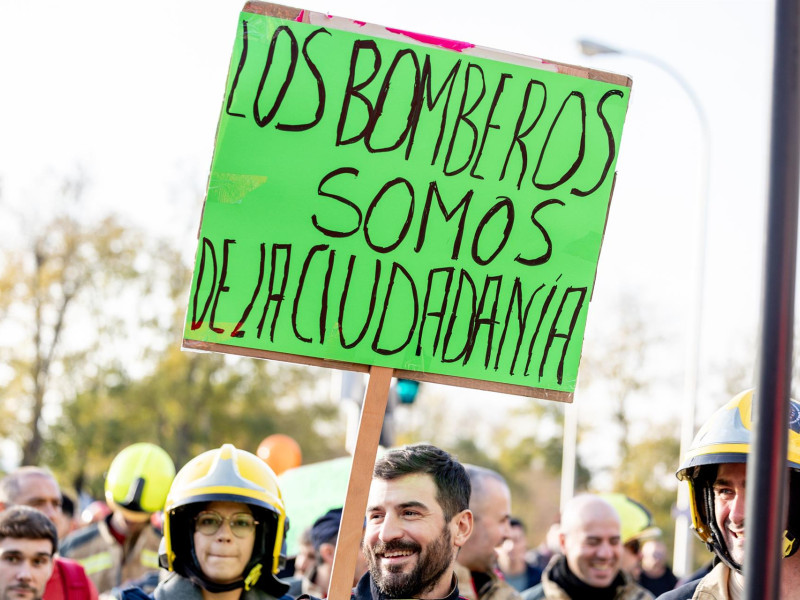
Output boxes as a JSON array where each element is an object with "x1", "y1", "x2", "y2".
[{"x1": 257, "y1": 434, "x2": 302, "y2": 475}]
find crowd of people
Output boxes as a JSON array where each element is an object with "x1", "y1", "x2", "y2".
[{"x1": 0, "y1": 388, "x2": 798, "y2": 600}]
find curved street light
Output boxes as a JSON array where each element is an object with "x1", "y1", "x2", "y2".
[{"x1": 578, "y1": 37, "x2": 711, "y2": 577}]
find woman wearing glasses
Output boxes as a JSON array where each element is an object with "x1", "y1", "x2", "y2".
[{"x1": 122, "y1": 443, "x2": 291, "y2": 600}]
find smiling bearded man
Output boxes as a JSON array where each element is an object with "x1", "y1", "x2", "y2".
[
  {"x1": 366, "y1": 517, "x2": 453, "y2": 596},
  {"x1": 358, "y1": 444, "x2": 473, "y2": 600}
]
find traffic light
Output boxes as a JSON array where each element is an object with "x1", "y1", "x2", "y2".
[{"x1": 395, "y1": 379, "x2": 420, "y2": 404}]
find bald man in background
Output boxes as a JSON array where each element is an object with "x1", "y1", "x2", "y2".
[
  {"x1": 522, "y1": 494, "x2": 652, "y2": 600},
  {"x1": 455, "y1": 465, "x2": 519, "y2": 600}
]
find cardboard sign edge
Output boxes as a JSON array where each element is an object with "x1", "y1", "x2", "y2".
[
  {"x1": 183, "y1": 1, "x2": 636, "y2": 406},
  {"x1": 241, "y1": 1, "x2": 632, "y2": 88},
  {"x1": 182, "y1": 338, "x2": 574, "y2": 403}
]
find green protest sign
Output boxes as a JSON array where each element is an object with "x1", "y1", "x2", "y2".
[{"x1": 183, "y1": 3, "x2": 631, "y2": 399}]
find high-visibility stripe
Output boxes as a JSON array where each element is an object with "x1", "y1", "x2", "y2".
[
  {"x1": 76, "y1": 552, "x2": 114, "y2": 575},
  {"x1": 685, "y1": 443, "x2": 749, "y2": 458},
  {"x1": 685, "y1": 442, "x2": 800, "y2": 467},
  {"x1": 140, "y1": 549, "x2": 160, "y2": 569}
]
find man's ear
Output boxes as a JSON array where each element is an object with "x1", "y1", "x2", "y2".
[
  {"x1": 558, "y1": 531, "x2": 567, "y2": 554},
  {"x1": 319, "y1": 542, "x2": 336, "y2": 565},
  {"x1": 452, "y1": 509, "x2": 474, "y2": 547}
]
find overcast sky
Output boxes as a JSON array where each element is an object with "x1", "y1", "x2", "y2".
[{"x1": 0, "y1": 0, "x2": 781, "y2": 473}]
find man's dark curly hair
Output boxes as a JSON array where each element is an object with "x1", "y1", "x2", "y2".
[
  {"x1": 0, "y1": 506, "x2": 57, "y2": 555},
  {"x1": 373, "y1": 443, "x2": 470, "y2": 522}
]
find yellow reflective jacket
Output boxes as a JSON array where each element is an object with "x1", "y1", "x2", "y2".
[{"x1": 60, "y1": 514, "x2": 162, "y2": 596}]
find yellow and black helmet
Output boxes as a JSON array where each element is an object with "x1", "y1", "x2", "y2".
[
  {"x1": 162, "y1": 444, "x2": 288, "y2": 595},
  {"x1": 105, "y1": 443, "x2": 176, "y2": 519},
  {"x1": 599, "y1": 493, "x2": 661, "y2": 547},
  {"x1": 677, "y1": 389, "x2": 800, "y2": 571}
]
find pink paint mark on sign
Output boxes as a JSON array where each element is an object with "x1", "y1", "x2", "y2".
[
  {"x1": 385, "y1": 27, "x2": 475, "y2": 52},
  {"x1": 354, "y1": 20, "x2": 367, "y2": 26},
  {"x1": 294, "y1": 9, "x2": 305, "y2": 22}
]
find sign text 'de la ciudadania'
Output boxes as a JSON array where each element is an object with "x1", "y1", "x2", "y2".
[{"x1": 183, "y1": 4, "x2": 632, "y2": 399}]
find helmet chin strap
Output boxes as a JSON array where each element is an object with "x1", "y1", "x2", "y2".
[
  {"x1": 703, "y1": 470, "x2": 800, "y2": 573},
  {"x1": 703, "y1": 484, "x2": 743, "y2": 573},
  {"x1": 182, "y1": 558, "x2": 264, "y2": 593},
  {"x1": 703, "y1": 478, "x2": 800, "y2": 570},
  {"x1": 784, "y1": 471, "x2": 800, "y2": 558},
  {"x1": 783, "y1": 532, "x2": 798, "y2": 558},
  {"x1": 172, "y1": 507, "x2": 289, "y2": 598},
  {"x1": 185, "y1": 546, "x2": 250, "y2": 594}
]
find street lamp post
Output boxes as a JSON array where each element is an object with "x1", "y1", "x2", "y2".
[{"x1": 579, "y1": 38, "x2": 711, "y2": 577}]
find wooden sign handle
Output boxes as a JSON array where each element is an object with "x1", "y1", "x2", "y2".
[{"x1": 327, "y1": 365, "x2": 393, "y2": 600}]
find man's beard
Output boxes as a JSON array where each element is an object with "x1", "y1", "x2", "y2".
[
  {"x1": 365, "y1": 526, "x2": 453, "y2": 597},
  {"x1": 3, "y1": 583, "x2": 42, "y2": 600}
]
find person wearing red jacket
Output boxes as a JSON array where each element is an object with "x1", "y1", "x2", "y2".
[{"x1": 0, "y1": 466, "x2": 97, "y2": 600}]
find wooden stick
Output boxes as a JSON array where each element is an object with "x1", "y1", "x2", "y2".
[{"x1": 327, "y1": 365, "x2": 393, "y2": 600}]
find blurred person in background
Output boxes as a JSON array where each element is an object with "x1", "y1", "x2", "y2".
[
  {"x1": 455, "y1": 466, "x2": 519, "y2": 600},
  {"x1": 525, "y1": 518, "x2": 560, "y2": 572},
  {"x1": 522, "y1": 494, "x2": 652, "y2": 600},
  {"x1": 301, "y1": 507, "x2": 368, "y2": 597},
  {"x1": 0, "y1": 467, "x2": 97, "y2": 600},
  {"x1": 600, "y1": 494, "x2": 662, "y2": 581},
  {"x1": 60, "y1": 443, "x2": 175, "y2": 597},
  {"x1": 496, "y1": 518, "x2": 541, "y2": 592},
  {"x1": 59, "y1": 494, "x2": 82, "y2": 540},
  {"x1": 638, "y1": 540, "x2": 676, "y2": 596},
  {"x1": 0, "y1": 468, "x2": 64, "y2": 533},
  {"x1": 80, "y1": 503, "x2": 112, "y2": 529},
  {"x1": 292, "y1": 527, "x2": 316, "y2": 581},
  {"x1": 282, "y1": 527, "x2": 316, "y2": 597}
]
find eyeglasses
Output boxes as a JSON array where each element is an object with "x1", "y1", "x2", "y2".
[{"x1": 194, "y1": 511, "x2": 259, "y2": 538}]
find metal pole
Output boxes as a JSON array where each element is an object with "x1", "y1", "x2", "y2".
[{"x1": 744, "y1": 0, "x2": 800, "y2": 597}]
